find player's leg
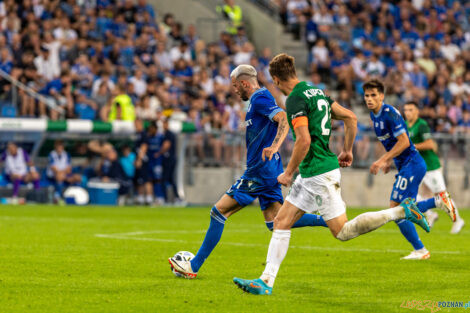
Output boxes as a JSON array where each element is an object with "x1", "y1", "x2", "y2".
[
  {"x1": 170, "y1": 178, "x2": 251, "y2": 278},
  {"x1": 25, "y1": 170, "x2": 40, "y2": 190},
  {"x1": 52, "y1": 171, "x2": 66, "y2": 200},
  {"x1": 388, "y1": 158, "x2": 430, "y2": 259},
  {"x1": 188, "y1": 194, "x2": 244, "y2": 273},
  {"x1": 425, "y1": 169, "x2": 464, "y2": 233},
  {"x1": 234, "y1": 200, "x2": 304, "y2": 295},
  {"x1": 417, "y1": 183, "x2": 439, "y2": 228},
  {"x1": 9, "y1": 174, "x2": 22, "y2": 197},
  {"x1": 259, "y1": 184, "x2": 327, "y2": 231}
]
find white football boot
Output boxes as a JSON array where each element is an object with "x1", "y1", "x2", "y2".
[
  {"x1": 168, "y1": 257, "x2": 198, "y2": 279},
  {"x1": 450, "y1": 216, "x2": 465, "y2": 235},
  {"x1": 401, "y1": 248, "x2": 431, "y2": 260},
  {"x1": 434, "y1": 191, "x2": 456, "y2": 222}
]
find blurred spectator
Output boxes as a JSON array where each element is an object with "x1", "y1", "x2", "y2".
[
  {"x1": 1, "y1": 142, "x2": 40, "y2": 198},
  {"x1": 159, "y1": 118, "x2": 180, "y2": 202},
  {"x1": 217, "y1": 0, "x2": 243, "y2": 35},
  {"x1": 119, "y1": 144, "x2": 136, "y2": 180},
  {"x1": 47, "y1": 140, "x2": 81, "y2": 201},
  {"x1": 102, "y1": 85, "x2": 136, "y2": 122},
  {"x1": 97, "y1": 145, "x2": 131, "y2": 204}
]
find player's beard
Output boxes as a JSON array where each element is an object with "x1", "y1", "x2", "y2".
[{"x1": 240, "y1": 89, "x2": 249, "y2": 101}]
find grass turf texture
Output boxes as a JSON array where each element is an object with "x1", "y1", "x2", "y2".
[{"x1": 1, "y1": 205, "x2": 469, "y2": 313}]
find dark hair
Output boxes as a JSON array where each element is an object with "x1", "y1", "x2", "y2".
[
  {"x1": 269, "y1": 53, "x2": 297, "y2": 82},
  {"x1": 404, "y1": 101, "x2": 419, "y2": 108},
  {"x1": 362, "y1": 79, "x2": 385, "y2": 94}
]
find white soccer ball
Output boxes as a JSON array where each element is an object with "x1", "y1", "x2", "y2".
[
  {"x1": 171, "y1": 251, "x2": 194, "y2": 277},
  {"x1": 63, "y1": 186, "x2": 89, "y2": 205}
]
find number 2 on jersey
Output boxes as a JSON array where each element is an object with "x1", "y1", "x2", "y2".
[{"x1": 317, "y1": 99, "x2": 331, "y2": 136}]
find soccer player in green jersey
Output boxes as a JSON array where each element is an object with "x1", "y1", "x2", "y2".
[
  {"x1": 232, "y1": 53, "x2": 430, "y2": 295},
  {"x1": 404, "y1": 101, "x2": 465, "y2": 234}
]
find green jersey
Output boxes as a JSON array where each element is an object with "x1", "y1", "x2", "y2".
[
  {"x1": 285, "y1": 81, "x2": 339, "y2": 178},
  {"x1": 406, "y1": 118, "x2": 441, "y2": 171}
]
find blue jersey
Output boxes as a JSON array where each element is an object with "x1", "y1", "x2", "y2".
[
  {"x1": 242, "y1": 87, "x2": 284, "y2": 184},
  {"x1": 370, "y1": 103, "x2": 419, "y2": 170}
]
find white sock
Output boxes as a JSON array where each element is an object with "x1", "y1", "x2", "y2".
[
  {"x1": 137, "y1": 195, "x2": 144, "y2": 204},
  {"x1": 145, "y1": 195, "x2": 153, "y2": 203},
  {"x1": 336, "y1": 206, "x2": 405, "y2": 241},
  {"x1": 260, "y1": 229, "x2": 291, "y2": 288}
]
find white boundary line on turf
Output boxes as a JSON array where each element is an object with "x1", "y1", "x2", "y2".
[{"x1": 94, "y1": 231, "x2": 464, "y2": 255}]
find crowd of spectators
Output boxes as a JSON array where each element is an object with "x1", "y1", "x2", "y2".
[
  {"x1": 0, "y1": 0, "x2": 469, "y2": 156},
  {"x1": 276, "y1": 0, "x2": 470, "y2": 134}
]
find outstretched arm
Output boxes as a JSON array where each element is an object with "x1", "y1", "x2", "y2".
[
  {"x1": 370, "y1": 132, "x2": 410, "y2": 175},
  {"x1": 331, "y1": 101, "x2": 357, "y2": 167},
  {"x1": 277, "y1": 121, "x2": 310, "y2": 186},
  {"x1": 415, "y1": 138, "x2": 437, "y2": 153},
  {"x1": 262, "y1": 111, "x2": 289, "y2": 161}
]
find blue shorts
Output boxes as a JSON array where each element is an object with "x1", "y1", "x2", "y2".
[
  {"x1": 226, "y1": 177, "x2": 283, "y2": 210},
  {"x1": 390, "y1": 155, "x2": 427, "y2": 203}
]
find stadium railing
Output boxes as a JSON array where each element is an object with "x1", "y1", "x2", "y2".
[{"x1": 0, "y1": 69, "x2": 64, "y2": 118}]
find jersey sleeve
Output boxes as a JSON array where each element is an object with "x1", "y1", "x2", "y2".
[
  {"x1": 419, "y1": 122, "x2": 432, "y2": 140},
  {"x1": 286, "y1": 95, "x2": 308, "y2": 120},
  {"x1": 325, "y1": 95, "x2": 335, "y2": 106},
  {"x1": 386, "y1": 108, "x2": 407, "y2": 138},
  {"x1": 253, "y1": 94, "x2": 284, "y2": 122}
]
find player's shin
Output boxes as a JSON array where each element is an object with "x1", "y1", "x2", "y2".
[
  {"x1": 336, "y1": 206, "x2": 405, "y2": 241},
  {"x1": 416, "y1": 198, "x2": 436, "y2": 213},
  {"x1": 190, "y1": 206, "x2": 227, "y2": 273},
  {"x1": 396, "y1": 219, "x2": 424, "y2": 250},
  {"x1": 260, "y1": 229, "x2": 291, "y2": 288}
]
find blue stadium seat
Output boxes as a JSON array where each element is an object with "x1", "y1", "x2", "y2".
[{"x1": 1, "y1": 105, "x2": 17, "y2": 117}]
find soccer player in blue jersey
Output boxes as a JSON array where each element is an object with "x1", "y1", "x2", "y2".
[
  {"x1": 168, "y1": 64, "x2": 328, "y2": 278},
  {"x1": 364, "y1": 79, "x2": 456, "y2": 260}
]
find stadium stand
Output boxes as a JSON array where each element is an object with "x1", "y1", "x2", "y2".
[{"x1": 0, "y1": 0, "x2": 469, "y2": 205}]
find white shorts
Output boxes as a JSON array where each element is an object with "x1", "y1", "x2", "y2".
[
  {"x1": 421, "y1": 168, "x2": 446, "y2": 194},
  {"x1": 285, "y1": 168, "x2": 346, "y2": 221}
]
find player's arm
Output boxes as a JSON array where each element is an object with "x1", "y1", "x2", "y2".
[
  {"x1": 258, "y1": 70, "x2": 286, "y2": 110},
  {"x1": 370, "y1": 132, "x2": 410, "y2": 175},
  {"x1": 415, "y1": 123, "x2": 438, "y2": 152},
  {"x1": 414, "y1": 138, "x2": 436, "y2": 151},
  {"x1": 331, "y1": 101, "x2": 357, "y2": 167},
  {"x1": 262, "y1": 111, "x2": 289, "y2": 161},
  {"x1": 155, "y1": 140, "x2": 171, "y2": 158},
  {"x1": 277, "y1": 118, "x2": 310, "y2": 186}
]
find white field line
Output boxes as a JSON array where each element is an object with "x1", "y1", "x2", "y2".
[{"x1": 94, "y1": 232, "x2": 464, "y2": 255}]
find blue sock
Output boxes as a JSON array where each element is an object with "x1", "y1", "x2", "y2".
[
  {"x1": 265, "y1": 221, "x2": 274, "y2": 231},
  {"x1": 396, "y1": 219, "x2": 424, "y2": 250},
  {"x1": 55, "y1": 181, "x2": 65, "y2": 196},
  {"x1": 190, "y1": 206, "x2": 227, "y2": 272},
  {"x1": 293, "y1": 214, "x2": 327, "y2": 228},
  {"x1": 417, "y1": 198, "x2": 436, "y2": 213}
]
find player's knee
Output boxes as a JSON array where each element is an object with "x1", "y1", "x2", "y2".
[
  {"x1": 335, "y1": 227, "x2": 349, "y2": 241},
  {"x1": 273, "y1": 216, "x2": 289, "y2": 230}
]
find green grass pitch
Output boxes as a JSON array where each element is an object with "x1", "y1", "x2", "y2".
[{"x1": 1, "y1": 205, "x2": 469, "y2": 313}]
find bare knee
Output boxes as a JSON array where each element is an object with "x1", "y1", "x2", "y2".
[{"x1": 273, "y1": 215, "x2": 291, "y2": 230}]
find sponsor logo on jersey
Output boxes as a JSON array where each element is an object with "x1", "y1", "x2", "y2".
[
  {"x1": 377, "y1": 133, "x2": 390, "y2": 141},
  {"x1": 291, "y1": 111, "x2": 305, "y2": 120},
  {"x1": 245, "y1": 119, "x2": 252, "y2": 127}
]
